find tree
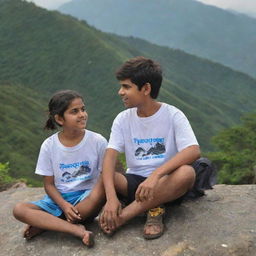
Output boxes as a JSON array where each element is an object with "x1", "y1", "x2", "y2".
[
  {"x1": 0, "y1": 162, "x2": 16, "y2": 191},
  {"x1": 208, "y1": 112, "x2": 256, "y2": 184}
]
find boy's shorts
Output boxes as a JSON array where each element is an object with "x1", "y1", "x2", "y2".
[
  {"x1": 122, "y1": 173, "x2": 185, "y2": 205},
  {"x1": 31, "y1": 189, "x2": 91, "y2": 216},
  {"x1": 123, "y1": 173, "x2": 147, "y2": 204}
]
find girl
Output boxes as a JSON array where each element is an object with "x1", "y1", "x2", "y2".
[{"x1": 13, "y1": 90, "x2": 107, "y2": 247}]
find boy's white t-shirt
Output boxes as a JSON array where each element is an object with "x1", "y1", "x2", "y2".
[
  {"x1": 36, "y1": 130, "x2": 107, "y2": 193},
  {"x1": 108, "y1": 103, "x2": 199, "y2": 177}
]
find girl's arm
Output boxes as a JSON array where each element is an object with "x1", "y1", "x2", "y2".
[{"x1": 43, "y1": 176, "x2": 82, "y2": 222}]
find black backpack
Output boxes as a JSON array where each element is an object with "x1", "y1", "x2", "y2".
[{"x1": 184, "y1": 157, "x2": 217, "y2": 200}]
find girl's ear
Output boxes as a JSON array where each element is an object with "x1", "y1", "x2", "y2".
[
  {"x1": 54, "y1": 114, "x2": 64, "y2": 126},
  {"x1": 143, "y1": 83, "x2": 151, "y2": 96}
]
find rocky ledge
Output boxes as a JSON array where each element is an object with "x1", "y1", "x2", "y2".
[{"x1": 0, "y1": 185, "x2": 255, "y2": 256}]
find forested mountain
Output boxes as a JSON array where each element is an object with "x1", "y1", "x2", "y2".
[
  {"x1": 1, "y1": 0, "x2": 256, "y2": 184},
  {"x1": 0, "y1": 83, "x2": 47, "y2": 185},
  {"x1": 59, "y1": 0, "x2": 256, "y2": 78}
]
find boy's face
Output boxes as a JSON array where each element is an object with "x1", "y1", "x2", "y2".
[{"x1": 118, "y1": 79, "x2": 148, "y2": 108}]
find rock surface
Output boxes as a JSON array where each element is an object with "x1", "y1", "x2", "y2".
[{"x1": 0, "y1": 185, "x2": 255, "y2": 256}]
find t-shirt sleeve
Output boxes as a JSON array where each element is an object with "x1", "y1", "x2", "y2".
[
  {"x1": 173, "y1": 111, "x2": 199, "y2": 152},
  {"x1": 35, "y1": 139, "x2": 54, "y2": 176},
  {"x1": 107, "y1": 114, "x2": 125, "y2": 153}
]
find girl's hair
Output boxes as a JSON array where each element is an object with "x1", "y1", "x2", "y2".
[{"x1": 44, "y1": 90, "x2": 84, "y2": 130}]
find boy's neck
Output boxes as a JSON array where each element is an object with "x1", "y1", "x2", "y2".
[{"x1": 136, "y1": 100, "x2": 161, "y2": 117}]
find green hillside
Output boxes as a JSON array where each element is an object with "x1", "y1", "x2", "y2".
[
  {"x1": 59, "y1": 0, "x2": 256, "y2": 78},
  {"x1": 0, "y1": 83, "x2": 47, "y2": 184},
  {"x1": 1, "y1": 0, "x2": 256, "y2": 184},
  {"x1": 0, "y1": 0, "x2": 123, "y2": 135}
]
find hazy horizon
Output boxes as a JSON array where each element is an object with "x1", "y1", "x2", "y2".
[{"x1": 26, "y1": 0, "x2": 256, "y2": 18}]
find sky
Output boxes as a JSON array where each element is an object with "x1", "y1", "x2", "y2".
[
  {"x1": 26, "y1": 0, "x2": 71, "y2": 10},
  {"x1": 27, "y1": 0, "x2": 256, "y2": 17},
  {"x1": 197, "y1": 0, "x2": 256, "y2": 17}
]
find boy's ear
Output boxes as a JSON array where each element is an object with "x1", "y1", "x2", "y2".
[
  {"x1": 143, "y1": 83, "x2": 151, "y2": 96},
  {"x1": 54, "y1": 114, "x2": 64, "y2": 126}
]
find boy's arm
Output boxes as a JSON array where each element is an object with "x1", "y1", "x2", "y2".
[
  {"x1": 100, "y1": 148, "x2": 122, "y2": 230},
  {"x1": 153, "y1": 144, "x2": 200, "y2": 177},
  {"x1": 135, "y1": 145, "x2": 200, "y2": 202},
  {"x1": 43, "y1": 176, "x2": 81, "y2": 222}
]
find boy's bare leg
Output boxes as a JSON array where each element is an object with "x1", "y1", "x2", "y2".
[
  {"x1": 101, "y1": 165, "x2": 195, "y2": 234},
  {"x1": 13, "y1": 203, "x2": 93, "y2": 246}
]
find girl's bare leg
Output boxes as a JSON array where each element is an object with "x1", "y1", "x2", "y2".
[
  {"x1": 13, "y1": 203, "x2": 93, "y2": 246},
  {"x1": 75, "y1": 174, "x2": 128, "y2": 221},
  {"x1": 23, "y1": 224, "x2": 45, "y2": 240},
  {"x1": 75, "y1": 176, "x2": 106, "y2": 220}
]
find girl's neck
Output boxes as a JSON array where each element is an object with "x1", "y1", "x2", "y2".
[{"x1": 58, "y1": 129, "x2": 85, "y2": 147}]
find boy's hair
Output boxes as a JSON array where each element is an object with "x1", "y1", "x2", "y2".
[
  {"x1": 115, "y1": 56, "x2": 162, "y2": 99},
  {"x1": 44, "y1": 90, "x2": 84, "y2": 130}
]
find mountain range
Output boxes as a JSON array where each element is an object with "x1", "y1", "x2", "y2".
[
  {"x1": 0, "y1": 0, "x2": 256, "y2": 184},
  {"x1": 59, "y1": 0, "x2": 256, "y2": 78}
]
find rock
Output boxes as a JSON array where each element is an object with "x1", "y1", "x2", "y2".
[
  {"x1": 0, "y1": 182, "x2": 27, "y2": 192},
  {"x1": 10, "y1": 182, "x2": 27, "y2": 189},
  {"x1": 0, "y1": 185, "x2": 255, "y2": 256}
]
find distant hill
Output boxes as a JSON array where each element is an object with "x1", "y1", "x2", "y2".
[
  {"x1": 0, "y1": 83, "x2": 47, "y2": 185},
  {"x1": 1, "y1": 0, "x2": 256, "y2": 184},
  {"x1": 59, "y1": 0, "x2": 256, "y2": 78}
]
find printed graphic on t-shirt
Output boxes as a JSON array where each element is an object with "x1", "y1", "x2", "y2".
[
  {"x1": 133, "y1": 137, "x2": 166, "y2": 160},
  {"x1": 59, "y1": 160, "x2": 92, "y2": 182}
]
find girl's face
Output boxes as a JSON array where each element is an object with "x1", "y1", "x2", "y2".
[{"x1": 55, "y1": 97, "x2": 88, "y2": 131}]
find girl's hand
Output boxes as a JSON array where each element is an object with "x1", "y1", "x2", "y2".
[
  {"x1": 43, "y1": 176, "x2": 82, "y2": 223},
  {"x1": 62, "y1": 202, "x2": 82, "y2": 223}
]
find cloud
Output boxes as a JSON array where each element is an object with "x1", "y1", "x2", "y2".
[
  {"x1": 27, "y1": 0, "x2": 71, "y2": 9},
  {"x1": 28, "y1": 0, "x2": 256, "y2": 17},
  {"x1": 197, "y1": 0, "x2": 256, "y2": 16}
]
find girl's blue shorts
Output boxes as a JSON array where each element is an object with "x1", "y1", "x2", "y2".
[{"x1": 31, "y1": 189, "x2": 91, "y2": 217}]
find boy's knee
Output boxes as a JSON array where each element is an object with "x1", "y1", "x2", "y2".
[{"x1": 179, "y1": 165, "x2": 196, "y2": 187}]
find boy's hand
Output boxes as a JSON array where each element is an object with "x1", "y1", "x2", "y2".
[
  {"x1": 62, "y1": 202, "x2": 82, "y2": 223},
  {"x1": 100, "y1": 198, "x2": 122, "y2": 231},
  {"x1": 135, "y1": 174, "x2": 160, "y2": 202}
]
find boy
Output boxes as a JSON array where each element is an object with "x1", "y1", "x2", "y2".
[{"x1": 99, "y1": 56, "x2": 201, "y2": 239}]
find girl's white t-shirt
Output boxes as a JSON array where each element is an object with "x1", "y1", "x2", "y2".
[
  {"x1": 108, "y1": 103, "x2": 199, "y2": 177},
  {"x1": 35, "y1": 130, "x2": 107, "y2": 193}
]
